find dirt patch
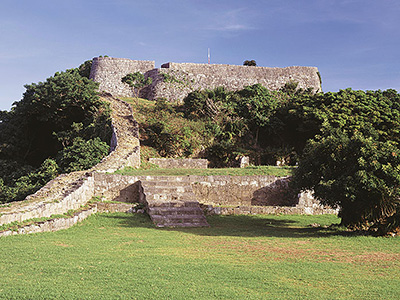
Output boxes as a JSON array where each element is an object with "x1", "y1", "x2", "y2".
[{"x1": 53, "y1": 242, "x2": 73, "y2": 248}]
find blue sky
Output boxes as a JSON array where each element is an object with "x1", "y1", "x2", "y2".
[{"x1": 1, "y1": 0, "x2": 399, "y2": 110}]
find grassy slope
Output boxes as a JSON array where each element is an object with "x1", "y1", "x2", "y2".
[{"x1": 0, "y1": 213, "x2": 399, "y2": 299}]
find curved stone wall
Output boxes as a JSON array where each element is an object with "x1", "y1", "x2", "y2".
[
  {"x1": 89, "y1": 56, "x2": 322, "y2": 103},
  {"x1": 90, "y1": 57, "x2": 155, "y2": 97}
]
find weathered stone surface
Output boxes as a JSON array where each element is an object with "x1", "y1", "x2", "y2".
[
  {"x1": 96, "y1": 202, "x2": 136, "y2": 213},
  {"x1": 201, "y1": 204, "x2": 337, "y2": 216},
  {"x1": 90, "y1": 57, "x2": 155, "y2": 97},
  {"x1": 94, "y1": 174, "x2": 336, "y2": 214},
  {"x1": 89, "y1": 56, "x2": 322, "y2": 103},
  {"x1": 91, "y1": 93, "x2": 140, "y2": 173},
  {"x1": 0, "y1": 206, "x2": 97, "y2": 237},
  {"x1": 146, "y1": 63, "x2": 322, "y2": 103},
  {"x1": 140, "y1": 178, "x2": 209, "y2": 227},
  {"x1": 149, "y1": 158, "x2": 208, "y2": 169}
]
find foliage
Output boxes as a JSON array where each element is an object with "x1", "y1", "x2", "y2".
[
  {"x1": 0, "y1": 159, "x2": 58, "y2": 203},
  {"x1": 145, "y1": 99, "x2": 209, "y2": 157},
  {"x1": 292, "y1": 88, "x2": 400, "y2": 234},
  {"x1": 0, "y1": 66, "x2": 112, "y2": 203},
  {"x1": 243, "y1": 60, "x2": 257, "y2": 66},
  {"x1": 57, "y1": 137, "x2": 110, "y2": 173},
  {"x1": 78, "y1": 59, "x2": 93, "y2": 79},
  {"x1": 294, "y1": 129, "x2": 400, "y2": 234},
  {"x1": 121, "y1": 72, "x2": 152, "y2": 102},
  {"x1": 0, "y1": 68, "x2": 111, "y2": 165}
]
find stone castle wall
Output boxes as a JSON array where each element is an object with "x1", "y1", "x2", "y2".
[
  {"x1": 89, "y1": 57, "x2": 322, "y2": 103},
  {"x1": 90, "y1": 57, "x2": 155, "y2": 97},
  {"x1": 146, "y1": 63, "x2": 321, "y2": 103}
]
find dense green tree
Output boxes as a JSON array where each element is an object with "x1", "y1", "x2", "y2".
[
  {"x1": 293, "y1": 129, "x2": 400, "y2": 234},
  {"x1": 0, "y1": 66, "x2": 112, "y2": 203},
  {"x1": 0, "y1": 158, "x2": 58, "y2": 203},
  {"x1": 235, "y1": 84, "x2": 283, "y2": 145},
  {"x1": 292, "y1": 89, "x2": 400, "y2": 234},
  {"x1": 0, "y1": 68, "x2": 111, "y2": 166},
  {"x1": 78, "y1": 59, "x2": 93, "y2": 79}
]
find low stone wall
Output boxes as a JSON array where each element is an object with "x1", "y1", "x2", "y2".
[
  {"x1": 0, "y1": 206, "x2": 97, "y2": 237},
  {"x1": 149, "y1": 158, "x2": 208, "y2": 169},
  {"x1": 93, "y1": 174, "x2": 334, "y2": 213},
  {"x1": 96, "y1": 202, "x2": 137, "y2": 213},
  {"x1": 0, "y1": 203, "x2": 146, "y2": 237},
  {"x1": 202, "y1": 204, "x2": 337, "y2": 216},
  {"x1": 93, "y1": 173, "x2": 141, "y2": 203},
  {"x1": 0, "y1": 172, "x2": 94, "y2": 226},
  {"x1": 190, "y1": 176, "x2": 299, "y2": 206}
]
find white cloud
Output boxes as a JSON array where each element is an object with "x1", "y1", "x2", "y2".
[{"x1": 204, "y1": 8, "x2": 255, "y2": 32}]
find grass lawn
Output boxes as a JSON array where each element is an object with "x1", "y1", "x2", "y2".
[
  {"x1": 0, "y1": 213, "x2": 399, "y2": 299},
  {"x1": 115, "y1": 165, "x2": 294, "y2": 177}
]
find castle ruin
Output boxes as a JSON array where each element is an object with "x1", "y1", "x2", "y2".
[{"x1": 90, "y1": 56, "x2": 322, "y2": 102}]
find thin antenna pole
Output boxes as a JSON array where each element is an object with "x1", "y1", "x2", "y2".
[{"x1": 208, "y1": 48, "x2": 210, "y2": 64}]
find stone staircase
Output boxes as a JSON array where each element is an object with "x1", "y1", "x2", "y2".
[{"x1": 140, "y1": 178, "x2": 209, "y2": 228}]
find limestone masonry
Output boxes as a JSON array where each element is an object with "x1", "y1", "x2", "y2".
[{"x1": 90, "y1": 56, "x2": 322, "y2": 103}]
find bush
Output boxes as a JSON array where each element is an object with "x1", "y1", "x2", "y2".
[{"x1": 57, "y1": 137, "x2": 110, "y2": 173}]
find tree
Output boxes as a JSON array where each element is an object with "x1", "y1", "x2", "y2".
[
  {"x1": 243, "y1": 60, "x2": 257, "y2": 66},
  {"x1": 0, "y1": 66, "x2": 112, "y2": 203},
  {"x1": 291, "y1": 88, "x2": 400, "y2": 235},
  {"x1": 235, "y1": 84, "x2": 281, "y2": 146},
  {"x1": 121, "y1": 72, "x2": 152, "y2": 103},
  {"x1": 0, "y1": 68, "x2": 112, "y2": 166},
  {"x1": 293, "y1": 129, "x2": 400, "y2": 234}
]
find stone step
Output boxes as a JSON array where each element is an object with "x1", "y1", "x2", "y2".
[
  {"x1": 139, "y1": 176, "x2": 193, "y2": 182},
  {"x1": 150, "y1": 215, "x2": 209, "y2": 227},
  {"x1": 148, "y1": 206, "x2": 204, "y2": 216},
  {"x1": 155, "y1": 222, "x2": 209, "y2": 228},
  {"x1": 140, "y1": 178, "x2": 209, "y2": 228},
  {"x1": 145, "y1": 192, "x2": 196, "y2": 202},
  {"x1": 147, "y1": 201, "x2": 200, "y2": 208}
]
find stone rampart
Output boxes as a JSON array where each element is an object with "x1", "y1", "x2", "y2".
[
  {"x1": 146, "y1": 63, "x2": 321, "y2": 103},
  {"x1": 90, "y1": 57, "x2": 155, "y2": 97},
  {"x1": 149, "y1": 158, "x2": 208, "y2": 169},
  {"x1": 89, "y1": 56, "x2": 322, "y2": 103}
]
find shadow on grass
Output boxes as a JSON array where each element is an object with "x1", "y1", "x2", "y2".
[{"x1": 100, "y1": 213, "x2": 353, "y2": 239}]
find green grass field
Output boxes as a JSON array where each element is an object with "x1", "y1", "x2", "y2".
[
  {"x1": 0, "y1": 213, "x2": 399, "y2": 299},
  {"x1": 115, "y1": 165, "x2": 293, "y2": 177}
]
